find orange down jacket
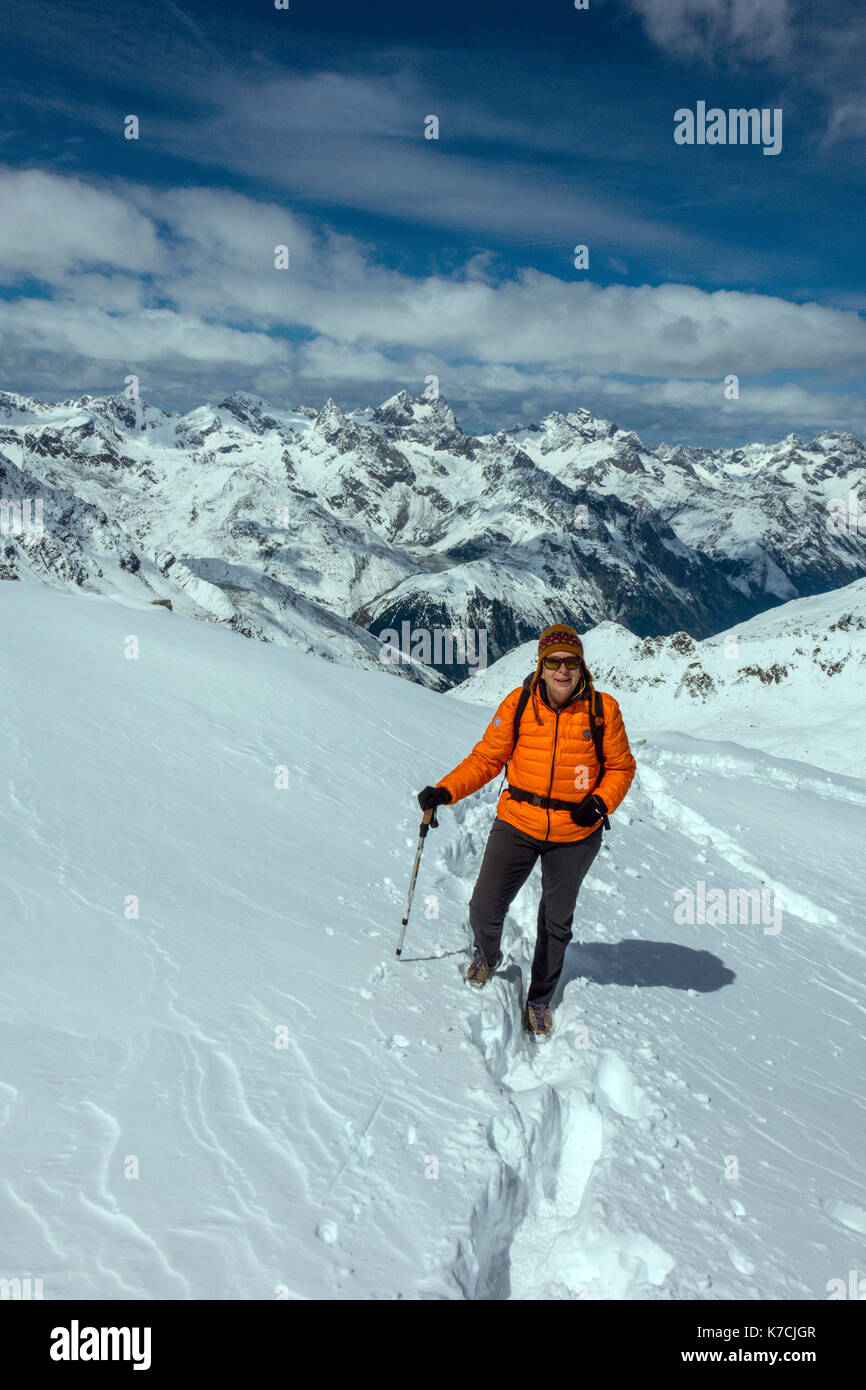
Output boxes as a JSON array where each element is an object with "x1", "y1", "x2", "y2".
[{"x1": 437, "y1": 679, "x2": 637, "y2": 843}]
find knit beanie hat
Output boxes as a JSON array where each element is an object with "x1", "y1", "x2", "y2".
[
  {"x1": 530, "y1": 623, "x2": 592, "y2": 723},
  {"x1": 537, "y1": 624, "x2": 584, "y2": 662}
]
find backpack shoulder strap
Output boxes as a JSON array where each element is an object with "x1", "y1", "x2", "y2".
[
  {"x1": 496, "y1": 683, "x2": 532, "y2": 796},
  {"x1": 589, "y1": 688, "x2": 605, "y2": 773},
  {"x1": 509, "y1": 684, "x2": 532, "y2": 764}
]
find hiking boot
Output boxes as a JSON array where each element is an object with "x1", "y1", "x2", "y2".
[
  {"x1": 525, "y1": 998, "x2": 553, "y2": 1036},
  {"x1": 465, "y1": 947, "x2": 502, "y2": 988}
]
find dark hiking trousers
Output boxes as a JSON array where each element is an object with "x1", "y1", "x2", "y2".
[{"x1": 468, "y1": 816, "x2": 602, "y2": 1006}]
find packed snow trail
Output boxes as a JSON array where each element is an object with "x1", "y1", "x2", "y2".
[
  {"x1": 0, "y1": 584, "x2": 863, "y2": 1299},
  {"x1": 441, "y1": 749, "x2": 865, "y2": 1299}
]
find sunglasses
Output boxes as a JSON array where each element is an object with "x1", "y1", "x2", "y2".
[{"x1": 542, "y1": 655, "x2": 582, "y2": 670}]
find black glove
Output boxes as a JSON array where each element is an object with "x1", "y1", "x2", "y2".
[
  {"x1": 570, "y1": 793, "x2": 609, "y2": 828},
  {"x1": 417, "y1": 785, "x2": 452, "y2": 812}
]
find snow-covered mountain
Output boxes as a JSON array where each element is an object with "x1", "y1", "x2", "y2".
[
  {"x1": 1, "y1": 386, "x2": 864, "y2": 685},
  {"x1": 2, "y1": 580, "x2": 863, "y2": 1299},
  {"x1": 453, "y1": 578, "x2": 866, "y2": 778}
]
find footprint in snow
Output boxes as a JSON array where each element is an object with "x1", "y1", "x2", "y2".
[
  {"x1": 591, "y1": 1050, "x2": 657, "y2": 1120},
  {"x1": 820, "y1": 1198, "x2": 866, "y2": 1233},
  {"x1": 728, "y1": 1245, "x2": 755, "y2": 1275}
]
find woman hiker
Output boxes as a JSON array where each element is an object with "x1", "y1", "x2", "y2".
[{"x1": 417, "y1": 623, "x2": 637, "y2": 1037}]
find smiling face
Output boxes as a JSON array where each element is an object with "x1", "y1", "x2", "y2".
[{"x1": 540, "y1": 648, "x2": 584, "y2": 708}]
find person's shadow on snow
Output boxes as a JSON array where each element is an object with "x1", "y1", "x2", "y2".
[{"x1": 560, "y1": 939, "x2": 735, "y2": 993}]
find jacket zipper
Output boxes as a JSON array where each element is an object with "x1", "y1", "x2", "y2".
[
  {"x1": 545, "y1": 708, "x2": 560, "y2": 839},
  {"x1": 536, "y1": 682, "x2": 587, "y2": 837}
]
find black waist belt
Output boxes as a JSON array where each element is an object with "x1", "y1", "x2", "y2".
[
  {"x1": 507, "y1": 784, "x2": 586, "y2": 813},
  {"x1": 507, "y1": 783, "x2": 609, "y2": 830}
]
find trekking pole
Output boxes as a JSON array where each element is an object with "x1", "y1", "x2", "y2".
[{"x1": 396, "y1": 806, "x2": 437, "y2": 956}]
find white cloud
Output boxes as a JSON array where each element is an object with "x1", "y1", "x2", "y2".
[
  {"x1": 624, "y1": 0, "x2": 794, "y2": 66},
  {"x1": 129, "y1": 184, "x2": 318, "y2": 274},
  {"x1": 622, "y1": 0, "x2": 866, "y2": 153},
  {"x1": 0, "y1": 167, "x2": 864, "y2": 443},
  {"x1": 277, "y1": 271, "x2": 866, "y2": 379},
  {"x1": 0, "y1": 168, "x2": 160, "y2": 278},
  {"x1": 0, "y1": 298, "x2": 288, "y2": 366}
]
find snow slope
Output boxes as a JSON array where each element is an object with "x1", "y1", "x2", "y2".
[{"x1": 1, "y1": 581, "x2": 863, "y2": 1299}]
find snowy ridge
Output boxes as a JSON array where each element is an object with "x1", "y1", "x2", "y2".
[
  {"x1": 452, "y1": 578, "x2": 866, "y2": 777},
  {"x1": 1, "y1": 581, "x2": 863, "y2": 1299},
  {"x1": 1, "y1": 386, "x2": 864, "y2": 685}
]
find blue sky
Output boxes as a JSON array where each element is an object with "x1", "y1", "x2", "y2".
[{"x1": 1, "y1": 0, "x2": 865, "y2": 444}]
